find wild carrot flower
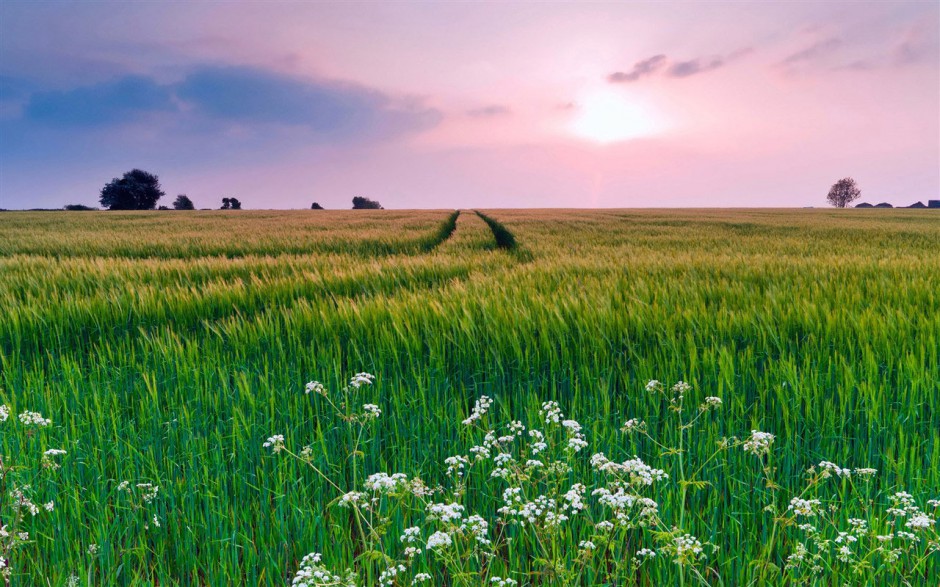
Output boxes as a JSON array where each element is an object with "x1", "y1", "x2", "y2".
[
  {"x1": 18, "y1": 411, "x2": 51, "y2": 427},
  {"x1": 262, "y1": 435, "x2": 285, "y2": 452},
  {"x1": 348, "y1": 372, "x2": 375, "y2": 389},
  {"x1": 426, "y1": 531, "x2": 452, "y2": 551},
  {"x1": 462, "y1": 396, "x2": 492, "y2": 425},
  {"x1": 742, "y1": 430, "x2": 775, "y2": 456},
  {"x1": 304, "y1": 381, "x2": 325, "y2": 395}
]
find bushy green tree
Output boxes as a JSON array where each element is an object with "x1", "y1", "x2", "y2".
[
  {"x1": 173, "y1": 194, "x2": 195, "y2": 210},
  {"x1": 99, "y1": 169, "x2": 165, "y2": 210},
  {"x1": 352, "y1": 196, "x2": 383, "y2": 210}
]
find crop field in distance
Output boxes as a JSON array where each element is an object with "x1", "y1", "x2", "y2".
[{"x1": 0, "y1": 208, "x2": 938, "y2": 586}]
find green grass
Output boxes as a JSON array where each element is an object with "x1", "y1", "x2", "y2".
[{"x1": 0, "y1": 208, "x2": 937, "y2": 585}]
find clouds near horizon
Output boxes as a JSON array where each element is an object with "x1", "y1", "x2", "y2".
[{"x1": 0, "y1": 1, "x2": 936, "y2": 210}]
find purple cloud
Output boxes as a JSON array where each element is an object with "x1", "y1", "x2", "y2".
[
  {"x1": 608, "y1": 55, "x2": 667, "y2": 83},
  {"x1": 466, "y1": 104, "x2": 512, "y2": 118}
]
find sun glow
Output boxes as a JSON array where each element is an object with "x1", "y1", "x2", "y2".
[{"x1": 568, "y1": 89, "x2": 664, "y2": 144}]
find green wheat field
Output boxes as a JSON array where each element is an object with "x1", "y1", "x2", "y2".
[{"x1": 1, "y1": 209, "x2": 938, "y2": 586}]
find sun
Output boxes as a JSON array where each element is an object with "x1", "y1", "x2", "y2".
[{"x1": 568, "y1": 89, "x2": 663, "y2": 144}]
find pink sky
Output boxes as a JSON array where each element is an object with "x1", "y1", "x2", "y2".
[{"x1": 0, "y1": 1, "x2": 937, "y2": 209}]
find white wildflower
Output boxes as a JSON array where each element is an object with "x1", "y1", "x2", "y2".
[
  {"x1": 742, "y1": 430, "x2": 775, "y2": 456},
  {"x1": 262, "y1": 434, "x2": 285, "y2": 452}
]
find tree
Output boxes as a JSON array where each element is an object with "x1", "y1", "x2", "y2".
[
  {"x1": 173, "y1": 194, "x2": 195, "y2": 210},
  {"x1": 311, "y1": 202, "x2": 324, "y2": 210},
  {"x1": 827, "y1": 177, "x2": 861, "y2": 208},
  {"x1": 99, "y1": 169, "x2": 165, "y2": 210},
  {"x1": 220, "y1": 197, "x2": 242, "y2": 210},
  {"x1": 352, "y1": 196, "x2": 383, "y2": 210},
  {"x1": 63, "y1": 204, "x2": 97, "y2": 211}
]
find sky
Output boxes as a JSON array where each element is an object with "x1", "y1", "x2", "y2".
[{"x1": 0, "y1": 1, "x2": 937, "y2": 210}]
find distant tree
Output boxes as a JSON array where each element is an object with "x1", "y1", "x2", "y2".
[
  {"x1": 63, "y1": 204, "x2": 97, "y2": 211},
  {"x1": 158, "y1": 205, "x2": 170, "y2": 210},
  {"x1": 99, "y1": 169, "x2": 165, "y2": 210},
  {"x1": 221, "y1": 197, "x2": 242, "y2": 210},
  {"x1": 173, "y1": 194, "x2": 195, "y2": 210},
  {"x1": 352, "y1": 196, "x2": 383, "y2": 210},
  {"x1": 827, "y1": 177, "x2": 861, "y2": 208},
  {"x1": 311, "y1": 202, "x2": 324, "y2": 210}
]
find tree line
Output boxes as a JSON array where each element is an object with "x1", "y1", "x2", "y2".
[{"x1": 92, "y1": 169, "x2": 383, "y2": 211}]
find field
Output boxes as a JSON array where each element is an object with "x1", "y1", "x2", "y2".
[{"x1": 1, "y1": 208, "x2": 938, "y2": 586}]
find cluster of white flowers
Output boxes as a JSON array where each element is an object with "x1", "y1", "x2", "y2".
[
  {"x1": 379, "y1": 563, "x2": 406, "y2": 586},
  {"x1": 41, "y1": 448, "x2": 67, "y2": 470},
  {"x1": 742, "y1": 430, "x2": 775, "y2": 456},
  {"x1": 304, "y1": 381, "x2": 325, "y2": 396},
  {"x1": 0, "y1": 404, "x2": 9, "y2": 422},
  {"x1": 701, "y1": 396, "x2": 723, "y2": 410},
  {"x1": 621, "y1": 418, "x2": 646, "y2": 433},
  {"x1": 541, "y1": 401, "x2": 563, "y2": 423},
  {"x1": 337, "y1": 491, "x2": 367, "y2": 509},
  {"x1": 590, "y1": 453, "x2": 668, "y2": 487},
  {"x1": 425, "y1": 502, "x2": 464, "y2": 524},
  {"x1": 489, "y1": 577, "x2": 517, "y2": 587},
  {"x1": 348, "y1": 372, "x2": 375, "y2": 389},
  {"x1": 17, "y1": 410, "x2": 51, "y2": 427},
  {"x1": 444, "y1": 455, "x2": 469, "y2": 477},
  {"x1": 670, "y1": 533, "x2": 705, "y2": 565},
  {"x1": 816, "y1": 461, "x2": 852, "y2": 478},
  {"x1": 291, "y1": 553, "x2": 356, "y2": 587},
  {"x1": 788, "y1": 497, "x2": 823, "y2": 517},
  {"x1": 460, "y1": 514, "x2": 491, "y2": 545},
  {"x1": 362, "y1": 404, "x2": 382, "y2": 419},
  {"x1": 263, "y1": 434, "x2": 286, "y2": 452},
  {"x1": 462, "y1": 395, "x2": 492, "y2": 425},
  {"x1": 364, "y1": 472, "x2": 408, "y2": 493},
  {"x1": 426, "y1": 530, "x2": 452, "y2": 551}
]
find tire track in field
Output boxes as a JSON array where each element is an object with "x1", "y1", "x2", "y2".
[
  {"x1": 418, "y1": 210, "x2": 460, "y2": 252},
  {"x1": 474, "y1": 210, "x2": 518, "y2": 250}
]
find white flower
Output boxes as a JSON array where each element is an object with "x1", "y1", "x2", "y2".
[
  {"x1": 645, "y1": 380, "x2": 663, "y2": 393},
  {"x1": 541, "y1": 401, "x2": 563, "y2": 423},
  {"x1": 426, "y1": 502, "x2": 464, "y2": 523},
  {"x1": 44, "y1": 448, "x2": 67, "y2": 456},
  {"x1": 700, "y1": 397, "x2": 722, "y2": 411},
  {"x1": 462, "y1": 395, "x2": 493, "y2": 425},
  {"x1": 742, "y1": 430, "x2": 775, "y2": 456},
  {"x1": 362, "y1": 404, "x2": 381, "y2": 419},
  {"x1": 817, "y1": 461, "x2": 851, "y2": 478},
  {"x1": 337, "y1": 491, "x2": 366, "y2": 508},
  {"x1": 87, "y1": 543, "x2": 99, "y2": 555},
  {"x1": 43, "y1": 501, "x2": 54, "y2": 512},
  {"x1": 0, "y1": 405, "x2": 9, "y2": 422},
  {"x1": 304, "y1": 380, "x2": 325, "y2": 395},
  {"x1": 262, "y1": 435, "x2": 285, "y2": 452},
  {"x1": 18, "y1": 410, "x2": 51, "y2": 427},
  {"x1": 413, "y1": 573, "x2": 432, "y2": 583},
  {"x1": 490, "y1": 578, "x2": 518, "y2": 587},
  {"x1": 426, "y1": 531, "x2": 452, "y2": 551},
  {"x1": 364, "y1": 472, "x2": 408, "y2": 493},
  {"x1": 444, "y1": 455, "x2": 469, "y2": 476},
  {"x1": 400, "y1": 526, "x2": 421, "y2": 543},
  {"x1": 348, "y1": 372, "x2": 375, "y2": 389},
  {"x1": 788, "y1": 497, "x2": 822, "y2": 517},
  {"x1": 621, "y1": 418, "x2": 645, "y2": 433},
  {"x1": 906, "y1": 513, "x2": 936, "y2": 530}
]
